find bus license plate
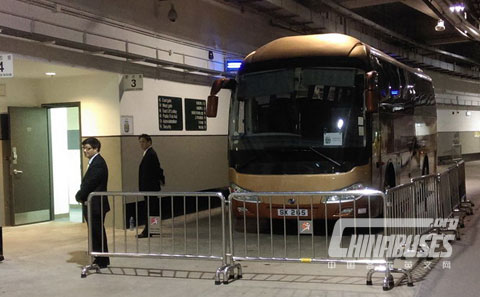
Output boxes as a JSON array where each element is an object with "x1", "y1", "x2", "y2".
[{"x1": 277, "y1": 209, "x2": 308, "y2": 217}]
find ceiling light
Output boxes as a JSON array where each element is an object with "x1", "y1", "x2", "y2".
[
  {"x1": 449, "y1": 4, "x2": 465, "y2": 13},
  {"x1": 435, "y1": 19, "x2": 445, "y2": 31},
  {"x1": 45, "y1": 72, "x2": 56, "y2": 76}
]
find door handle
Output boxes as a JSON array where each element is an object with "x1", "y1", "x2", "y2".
[{"x1": 13, "y1": 169, "x2": 24, "y2": 175}]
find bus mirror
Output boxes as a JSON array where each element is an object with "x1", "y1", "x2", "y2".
[
  {"x1": 365, "y1": 90, "x2": 380, "y2": 113},
  {"x1": 365, "y1": 71, "x2": 379, "y2": 113},
  {"x1": 206, "y1": 78, "x2": 237, "y2": 118},
  {"x1": 206, "y1": 95, "x2": 219, "y2": 117}
]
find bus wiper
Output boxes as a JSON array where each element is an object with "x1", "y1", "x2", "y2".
[{"x1": 308, "y1": 146, "x2": 342, "y2": 168}]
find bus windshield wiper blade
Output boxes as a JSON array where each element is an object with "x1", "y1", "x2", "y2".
[{"x1": 308, "y1": 146, "x2": 342, "y2": 168}]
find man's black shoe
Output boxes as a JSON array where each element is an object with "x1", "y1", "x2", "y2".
[
  {"x1": 136, "y1": 232, "x2": 152, "y2": 238},
  {"x1": 95, "y1": 262, "x2": 108, "y2": 269}
]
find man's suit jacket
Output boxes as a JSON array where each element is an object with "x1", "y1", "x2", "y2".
[
  {"x1": 76, "y1": 154, "x2": 110, "y2": 215},
  {"x1": 139, "y1": 147, "x2": 164, "y2": 191}
]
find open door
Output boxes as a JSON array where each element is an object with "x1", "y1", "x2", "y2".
[{"x1": 9, "y1": 107, "x2": 51, "y2": 225}]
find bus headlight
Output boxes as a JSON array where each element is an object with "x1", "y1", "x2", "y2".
[
  {"x1": 325, "y1": 183, "x2": 365, "y2": 203},
  {"x1": 230, "y1": 183, "x2": 260, "y2": 203}
]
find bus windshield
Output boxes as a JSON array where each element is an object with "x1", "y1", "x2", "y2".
[{"x1": 229, "y1": 67, "x2": 370, "y2": 174}]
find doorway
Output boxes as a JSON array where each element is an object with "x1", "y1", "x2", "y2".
[{"x1": 48, "y1": 105, "x2": 82, "y2": 222}]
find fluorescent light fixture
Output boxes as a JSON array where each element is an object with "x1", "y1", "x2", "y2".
[
  {"x1": 226, "y1": 60, "x2": 242, "y2": 71},
  {"x1": 449, "y1": 4, "x2": 465, "y2": 12},
  {"x1": 45, "y1": 72, "x2": 56, "y2": 76}
]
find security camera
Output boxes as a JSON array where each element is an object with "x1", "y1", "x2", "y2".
[{"x1": 168, "y1": 4, "x2": 177, "y2": 22}]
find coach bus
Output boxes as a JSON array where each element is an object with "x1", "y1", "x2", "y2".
[{"x1": 207, "y1": 33, "x2": 436, "y2": 227}]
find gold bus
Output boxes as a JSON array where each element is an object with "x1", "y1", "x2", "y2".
[{"x1": 207, "y1": 33, "x2": 436, "y2": 227}]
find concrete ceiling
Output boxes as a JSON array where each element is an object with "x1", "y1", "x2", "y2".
[{"x1": 222, "y1": 0, "x2": 480, "y2": 68}]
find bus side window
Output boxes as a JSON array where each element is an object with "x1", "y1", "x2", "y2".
[
  {"x1": 238, "y1": 100, "x2": 245, "y2": 134},
  {"x1": 398, "y1": 68, "x2": 406, "y2": 97},
  {"x1": 307, "y1": 85, "x2": 324, "y2": 100},
  {"x1": 374, "y1": 59, "x2": 389, "y2": 101},
  {"x1": 384, "y1": 64, "x2": 400, "y2": 98}
]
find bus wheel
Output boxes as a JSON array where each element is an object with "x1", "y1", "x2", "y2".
[
  {"x1": 422, "y1": 156, "x2": 430, "y2": 176},
  {"x1": 384, "y1": 163, "x2": 396, "y2": 190}
]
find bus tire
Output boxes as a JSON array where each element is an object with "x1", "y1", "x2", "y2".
[
  {"x1": 422, "y1": 156, "x2": 430, "y2": 176},
  {"x1": 384, "y1": 163, "x2": 396, "y2": 190}
]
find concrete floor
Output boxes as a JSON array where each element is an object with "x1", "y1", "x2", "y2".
[{"x1": 1, "y1": 161, "x2": 480, "y2": 297}]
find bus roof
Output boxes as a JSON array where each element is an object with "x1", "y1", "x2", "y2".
[{"x1": 243, "y1": 33, "x2": 431, "y2": 82}]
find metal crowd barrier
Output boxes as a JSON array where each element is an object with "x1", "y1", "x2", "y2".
[
  {"x1": 392, "y1": 174, "x2": 439, "y2": 237},
  {"x1": 81, "y1": 191, "x2": 229, "y2": 281},
  {"x1": 437, "y1": 160, "x2": 473, "y2": 229},
  {"x1": 79, "y1": 160, "x2": 469, "y2": 291},
  {"x1": 225, "y1": 190, "x2": 411, "y2": 290}
]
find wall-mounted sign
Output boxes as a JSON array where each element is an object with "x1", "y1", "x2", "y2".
[
  {"x1": 0, "y1": 54, "x2": 14, "y2": 78},
  {"x1": 158, "y1": 96, "x2": 183, "y2": 130},
  {"x1": 121, "y1": 115, "x2": 134, "y2": 135},
  {"x1": 122, "y1": 74, "x2": 143, "y2": 91},
  {"x1": 185, "y1": 98, "x2": 207, "y2": 131}
]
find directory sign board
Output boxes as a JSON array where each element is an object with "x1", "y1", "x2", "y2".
[
  {"x1": 185, "y1": 98, "x2": 206, "y2": 131},
  {"x1": 158, "y1": 96, "x2": 183, "y2": 130}
]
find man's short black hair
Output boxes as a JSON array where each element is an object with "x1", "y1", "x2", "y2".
[
  {"x1": 82, "y1": 137, "x2": 101, "y2": 152},
  {"x1": 138, "y1": 134, "x2": 152, "y2": 143}
]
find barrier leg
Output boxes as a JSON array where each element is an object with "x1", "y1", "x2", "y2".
[
  {"x1": 382, "y1": 271, "x2": 395, "y2": 291},
  {"x1": 214, "y1": 262, "x2": 242, "y2": 285},
  {"x1": 366, "y1": 263, "x2": 413, "y2": 290},
  {"x1": 390, "y1": 268, "x2": 414, "y2": 287},
  {"x1": 0, "y1": 227, "x2": 4, "y2": 262},
  {"x1": 453, "y1": 210, "x2": 466, "y2": 228},
  {"x1": 81, "y1": 263, "x2": 101, "y2": 278},
  {"x1": 459, "y1": 202, "x2": 473, "y2": 215},
  {"x1": 80, "y1": 255, "x2": 101, "y2": 278}
]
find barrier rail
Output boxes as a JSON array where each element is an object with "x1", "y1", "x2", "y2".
[
  {"x1": 81, "y1": 191, "x2": 228, "y2": 280},
  {"x1": 455, "y1": 160, "x2": 474, "y2": 214}
]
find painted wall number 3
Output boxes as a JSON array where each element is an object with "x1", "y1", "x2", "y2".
[{"x1": 131, "y1": 79, "x2": 136, "y2": 88}]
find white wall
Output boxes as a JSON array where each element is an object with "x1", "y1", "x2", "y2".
[
  {"x1": 120, "y1": 78, "x2": 230, "y2": 135},
  {"x1": 36, "y1": 73, "x2": 122, "y2": 136},
  {"x1": 428, "y1": 70, "x2": 480, "y2": 132},
  {"x1": 437, "y1": 110, "x2": 480, "y2": 132},
  {"x1": 0, "y1": 78, "x2": 39, "y2": 112}
]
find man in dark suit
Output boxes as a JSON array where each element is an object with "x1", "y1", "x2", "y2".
[
  {"x1": 76, "y1": 137, "x2": 110, "y2": 268},
  {"x1": 138, "y1": 134, "x2": 165, "y2": 238}
]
